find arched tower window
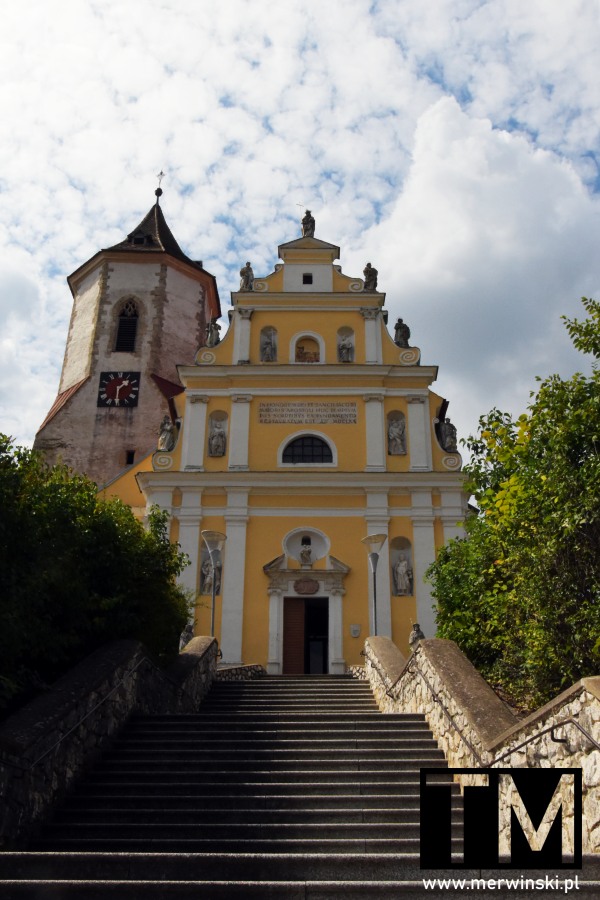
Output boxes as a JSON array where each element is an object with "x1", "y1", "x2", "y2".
[
  {"x1": 114, "y1": 299, "x2": 139, "y2": 352},
  {"x1": 282, "y1": 435, "x2": 333, "y2": 464}
]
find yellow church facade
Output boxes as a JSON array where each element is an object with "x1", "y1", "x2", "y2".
[{"x1": 106, "y1": 228, "x2": 467, "y2": 673}]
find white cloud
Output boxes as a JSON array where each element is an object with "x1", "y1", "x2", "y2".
[
  {"x1": 356, "y1": 97, "x2": 600, "y2": 445},
  {"x1": 0, "y1": 0, "x2": 599, "y2": 451}
]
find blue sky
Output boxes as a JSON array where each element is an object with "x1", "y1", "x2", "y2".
[{"x1": 1, "y1": 0, "x2": 599, "y2": 453}]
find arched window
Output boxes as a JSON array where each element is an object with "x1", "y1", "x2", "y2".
[
  {"x1": 294, "y1": 336, "x2": 320, "y2": 363},
  {"x1": 282, "y1": 435, "x2": 333, "y2": 464},
  {"x1": 114, "y1": 300, "x2": 139, "y2": 352}
]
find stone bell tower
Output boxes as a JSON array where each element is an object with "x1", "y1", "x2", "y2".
[{"x1": 34, "y1": 189, "x2": 221, "y2": 486}]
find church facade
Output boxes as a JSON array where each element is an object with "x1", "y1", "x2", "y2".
[{"x1": 101, "y1": 214, "x2": 468, "y2": 671}]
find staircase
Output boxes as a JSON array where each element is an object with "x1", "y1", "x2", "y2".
[{"x1": 1, "y1": 676, "x2": 595, "y2": 897}]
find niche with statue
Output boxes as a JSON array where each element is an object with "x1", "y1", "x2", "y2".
[
  {"x1": 390, "y1": 537, "x2": 414, "y2": 596},
  {"x1": 207, "y1": 412, "x2": 228, "y2": 457}
]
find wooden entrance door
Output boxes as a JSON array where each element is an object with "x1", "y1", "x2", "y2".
[{"x1": 282, "y1": 597, "x2": 328, "y2": 674}]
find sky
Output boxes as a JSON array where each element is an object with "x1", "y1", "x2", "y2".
[{"x1": 1, "y1": 0, "x2": 600, "y2": 457}]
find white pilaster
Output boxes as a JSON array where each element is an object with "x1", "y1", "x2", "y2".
[
  {"x1": 232, "y1": 308, "x2": 253, "y2": 364},
  {"x1": 365, "y1": 491, "x2": 391, "y2": 637},
  {"x1": 329, "y1": 590, "x2": 346, "y2": 674},
  {"x1": 411, "y1": 492, "x2": 437, "y2": 639},
  {"x1": 364, "y1": 394, "x2": 386, "y2": 471},
  {"x1": 267, "y1": 589, "x2": 283, "y2": 674},
  {"x1": 407, "y1": 395, "x2": 432, "y2": 471},
  {"x1": 177, "y1": 491, "x2": 203, "y2": 619},
  {"x1": 440, "y1": 490, "x2": 467, "y2": 543},
  {"x1": 228, "y1": 394, "x2": 252, "y2": 470},
  {"x1": 219, "y1": 489, "x2": 249, "y2": 664},
  {"x1": 361, "y1": 308, "x2": 381, "y2": 364},
  {"x1": 180, "y1": 395, "x2": 209, "y2": 470}
]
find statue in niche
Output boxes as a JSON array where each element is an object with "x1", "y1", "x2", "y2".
[
  {"x1": 394, "y1": 318, "x2": 411, "y2": 348},
  {"x1": 157, "y1": 415, "x2": 176, "y2": 452},
  {"x1": 261, "y1": 330, "x2": 276, "y2": 362},
  {"x1": 409, "y1": 622, "x2": 425, "y2": 650},
  {"x1": 387, "y1": 416, "x2": 406, "y2": 455},
  {"x1": 338, "y1": 334, "x2": 353, "y2": 362},
  {"x1": 208, "y1": 420, "x2": 227, "y2": 457},
  {"x1": 301, "y1": 209, "x2": 315, "y2": 238},
  {"x1": 205, "y1": 320, "x2": 221, "y2": 347},
  {"x1": 363, "y1": 262, "x2": 378, "y2": 292},
  {"x1": 300, "y1": 546, "x2": 312, "y2": 566},
  {"x1": 439, "y1": 418, "x2": 458, "y2": 453},
  {"x1": 201, "y1": 558, "x2": 222, "y2": 595},
  {"x1": 239, "y1": 261, "x2": 254, "y2": 292},
  {"x1": 393, "y1": 553, "x2": 413, "y2": 596}
]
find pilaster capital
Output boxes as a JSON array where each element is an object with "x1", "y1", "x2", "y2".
[
  {"x1": 360, "y1": 307, "x2": 380, "y2": 320},
  {"x1": 238, "y1": 308, "x2": 254, "y2": 320},
  {"x1": 189, "y1": 394, "x2": 210, "y2": 404},
  {"x1": 407, "y1": 394, "x2": 427, "y2": 405},
  {"x1": 232, "y1": 394, "x2": 253, "y2": 403},
  {"x1": 364, "y1": 393, "x2": 384, "y2": 403}
]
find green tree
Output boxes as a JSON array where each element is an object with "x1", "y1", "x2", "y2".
[
  {"x1": 428, "y1": 299, "x2": 600, "y2": 709},
  {"x1": 0, "y1": 437, "x2": 190, "y2": 714}
]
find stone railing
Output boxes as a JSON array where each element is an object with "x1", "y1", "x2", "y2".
[
  {"x1": 0, "y1": 635, "x2": 218, "y2": 847},
  {"x1": 361, "y1": 636, "x2": 600, "y2": 854},
  {"x1": 216, "y1": 664, "x2": 266, "y2": 681}
]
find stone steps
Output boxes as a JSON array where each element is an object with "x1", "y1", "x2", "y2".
[{"x1": 2, "y1": 675, "x2": 596, "y2": 898}]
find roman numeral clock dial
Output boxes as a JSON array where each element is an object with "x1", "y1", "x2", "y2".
[{"x1": 97, "y1": 372, "x2": 140, "y2": 407}]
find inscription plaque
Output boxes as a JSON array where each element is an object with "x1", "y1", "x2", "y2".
[{"x1": 259, "y1": 401, "x2": 357, "y2": 424}]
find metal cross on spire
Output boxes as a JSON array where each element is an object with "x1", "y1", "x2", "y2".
[{"x1": 155, "y1": 170, "x2": 166, "y2": 202}]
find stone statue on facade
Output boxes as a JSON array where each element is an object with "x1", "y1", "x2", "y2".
[
  {"x1": 301, "y1": 209, "x2": 315, "y2": 238},
  {"x1": 201, "y1": 558, "x2": 222, "y2": 595},
  {"x1": 239, "y1": 261, "x2": 254, "y2": 292},
  {"x1": 439, "y1": 418, "x2": 458, "y2": 453},
  {"x1": 300, "y1": 546, "x2": 312, "y2": 566},
  {"x1": 409, "y1": 622, "x2": 425, "y2": 650},
  {"x1": 338, "y1": 334, "x2": 353, "y2": 362},
  {"x1": 363, "y1": 262, "x2": 378, "y2": 292},
  {"x1": 157, "y1": 415, "x2": 176, "y2": 452},
  {"x1": 205, "y1": 320, "x2": 221, "y2": 347},
  {"x1": 261, "y1": 330, "x2": 276, "y2": 362},
  {"x1": 393, "y1": 554, "x2": 413, "y2": 595},
  {"x1": 208, "y1": 420, "x2": 227, "y2": 457},
  {"x1": 179, "y1": 622, "x2": 194, "y2": 651},
  {"x1": 387, "y1": 416, "x2": 406, "y2": 455},
  {"x1": 394, "y1": 318, "x2": 411, "y2": 348}
]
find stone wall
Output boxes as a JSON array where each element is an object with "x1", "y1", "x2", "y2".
[
  {"x1": 0, "y1": 636, "x2": 218, "y2": 847},
  {"x1": 216, "y1": 664, "x2": 266, "y2": 681},
  {"x1": 361, "y1": 636, "x2": 600, "y2": 854}
]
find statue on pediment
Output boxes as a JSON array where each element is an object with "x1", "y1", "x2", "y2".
[{"x1": 301, "y1": 209, "x2": 315, "y2": 238}]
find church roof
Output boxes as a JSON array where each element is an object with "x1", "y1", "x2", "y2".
[
  {"x1": 67, "y1": 192, "x2": 222, "y2": 319},
  {"x1": 106, "y1": 195, "x2": 203, "y2": 271}
]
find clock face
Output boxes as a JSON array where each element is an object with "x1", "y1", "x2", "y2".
[{"x1": 97, "y1": 372, "x2": 140, "y2": 407}]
